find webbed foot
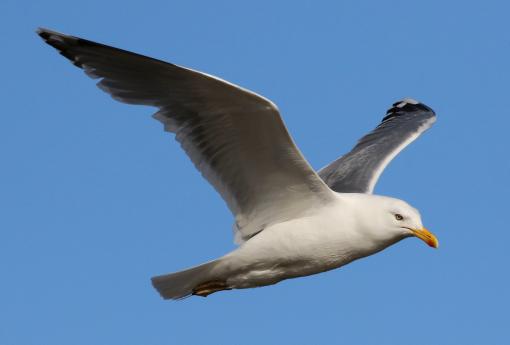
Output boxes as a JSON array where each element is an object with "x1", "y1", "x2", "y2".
[{"x1": 192, "y1": 280, "x2": 231, "y2": 297}]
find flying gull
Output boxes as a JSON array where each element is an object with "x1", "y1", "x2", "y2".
[{"x1": 38, "y1": 28, "x2": 438, "y2": 300}]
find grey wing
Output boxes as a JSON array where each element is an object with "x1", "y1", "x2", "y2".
[
  {"x1": 38, "y1": 28, "x2": 334, "y2": 242},
  {"x1": 319, "y1": 98, "x2": 436, "y2": 194}
]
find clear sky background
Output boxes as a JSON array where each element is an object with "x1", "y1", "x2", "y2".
[{"x1": 2, "y1": 1, "x2": 509, "y2": 344}]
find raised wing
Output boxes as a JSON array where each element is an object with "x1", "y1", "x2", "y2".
[
  {"x1": 319, "y1": 98, "x2": 436, "y2": 194},
  {"x1": 38, "y1": 28, "x2": 334, "y2": 242}
]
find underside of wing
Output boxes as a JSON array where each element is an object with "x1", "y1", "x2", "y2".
[
  {"x1": 38, "y1": 28, "x2": 334, "y2": 242},
  {"x1": 319, "y1": 98, "x2": 436, "y2": 194}
]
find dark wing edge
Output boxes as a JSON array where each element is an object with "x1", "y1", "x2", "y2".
[
  {"x1": 37, "y1": 28, "x2": 335, "y2": 241},
  {"x1": 318, "y1": 98, "x2": 436, "y2": 194}
]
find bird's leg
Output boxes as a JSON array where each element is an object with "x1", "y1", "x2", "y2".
[{"x1": 192, "y1": 280, "x2": 231, "y2": 297}]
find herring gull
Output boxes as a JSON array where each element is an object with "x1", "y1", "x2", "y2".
[{"x1": 38, "y1": 28, "x2": 438, "y2": 300}]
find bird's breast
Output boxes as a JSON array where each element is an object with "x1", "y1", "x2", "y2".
[{"x1": 236, "y1": 205, "x2": 370, "y2": 270}]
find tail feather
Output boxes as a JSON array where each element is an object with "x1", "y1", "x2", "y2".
[{"x1": 151, "y1": 260, "x2": 222, "y2": 300}]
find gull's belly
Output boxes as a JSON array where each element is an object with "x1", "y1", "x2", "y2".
[{"x1": 221, "y1": 207, "x2": 375, "y2": 289}]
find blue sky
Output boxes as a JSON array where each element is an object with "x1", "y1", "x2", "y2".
[{"x1": 2, "y1": 0, "x2": 509, "y2": 344}]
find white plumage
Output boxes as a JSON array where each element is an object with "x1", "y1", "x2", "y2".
[{"x1": 38, "y1": 28, "x2": 438, "y2": 300}]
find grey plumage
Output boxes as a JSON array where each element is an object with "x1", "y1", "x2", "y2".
[{"x1": 319, "y1": 99, "x2": 436, "y2": 193}]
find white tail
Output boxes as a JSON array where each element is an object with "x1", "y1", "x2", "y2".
[{"x1": 151, "y1": 259, "x2": 223, "y2": 300}]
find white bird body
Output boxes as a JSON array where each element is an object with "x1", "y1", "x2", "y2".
[
  {"x1": 222, "y1": 196, "x2": 361, "y2": 289},
  {"x1": 182, "y1": 193, "x2": 415, "y2": 292},
  {"x1": 38, "y1": 28, "x2": 438, "y2": 300}
]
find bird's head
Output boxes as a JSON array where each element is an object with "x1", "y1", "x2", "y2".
[
  {"x1": 379, "y1": 196, "x2": 438, "y2": 248},
  {"x1": 348, "y1": 194, "x2": 439, "y2": 249}
]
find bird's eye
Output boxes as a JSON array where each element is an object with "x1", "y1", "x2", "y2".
[{"x1": 395, "y1": 214, "x2": 404, "y2": 221}]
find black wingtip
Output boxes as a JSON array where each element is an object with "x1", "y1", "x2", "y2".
[
  {"x1": 36, "y1": 27, "x2": 46, "y2": 37},
  {"x1": 36, "y1": 27, "x2": 47, "y2": 35},
  {"x1": 36, "y1": 27, "x2": 63, "y2": 41},
  {"x1": 36, "y1": 27, "x2": 86, "y2": 68},
  {"x1": 382, "y1": 98, "x2": 435, "y2": 123},
  {"x1": 37, "y1": 28, "x2": 56, "y2": 47}
]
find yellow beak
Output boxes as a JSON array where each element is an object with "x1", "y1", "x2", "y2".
[{"x1": 412, "y1": 227, "x2": 439, "y2": 248}]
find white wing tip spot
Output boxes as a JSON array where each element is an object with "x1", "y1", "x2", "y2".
[{"x1": 395, "y1": 98, "x2": 420, "y2": 108}]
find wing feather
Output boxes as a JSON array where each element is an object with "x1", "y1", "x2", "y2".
[
  {"x1": 319, "y1": 98, "x2": 436, "y2": 193},
  {"x1": 38, "y1": 28, "x2": 334, "y2": 241}
]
